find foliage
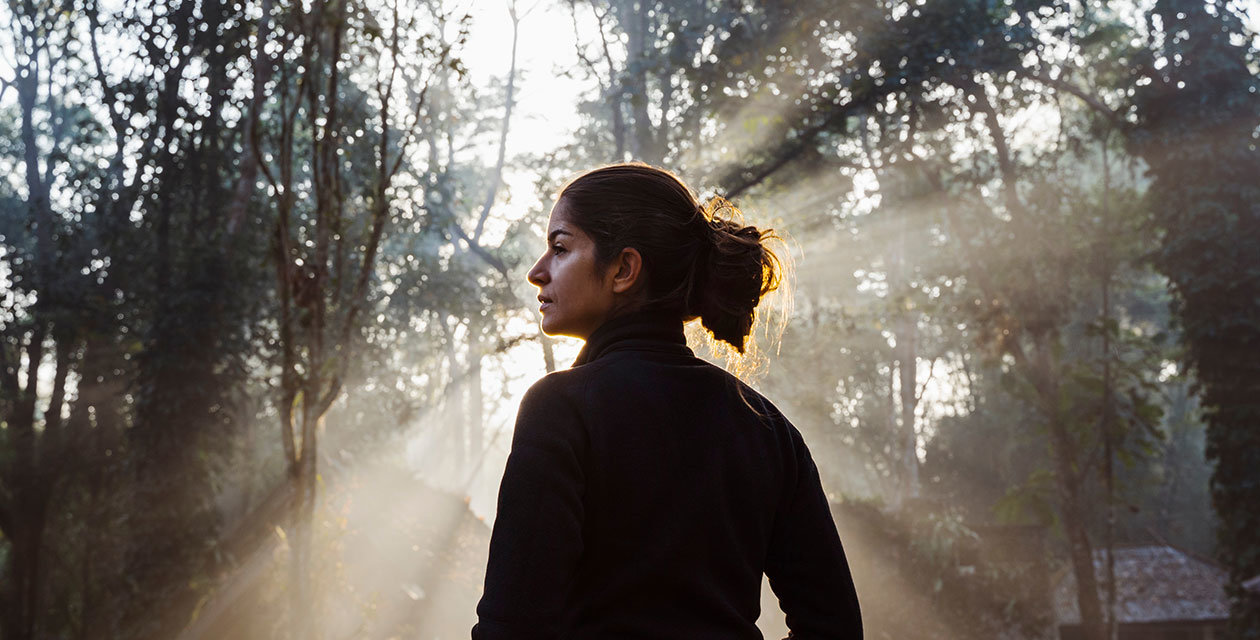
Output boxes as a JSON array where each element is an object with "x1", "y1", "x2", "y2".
[
  {"x1": 561, "y1": 1, "x2": 1248, "y2": 638},
  {"x1": 0, "y1": 0, "x2": 1250, "y2": 637},
  {"x1": 1130, "y1": 0, "x2": 1260, "y2": 635}
]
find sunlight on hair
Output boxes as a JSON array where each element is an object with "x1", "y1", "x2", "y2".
[{"x1": 686, "y1": 197, "x2": 796, "y2": 383}]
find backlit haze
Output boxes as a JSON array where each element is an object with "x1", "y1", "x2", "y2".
[
  {"x1": 3, "y1": 0, "x2": 1255, "y2": 637},
  {"x1": 410, "y1": 0, "x2": 589, "y2": 523}
]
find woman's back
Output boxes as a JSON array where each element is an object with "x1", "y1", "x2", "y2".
[
  {"x1": 473, "y1": 163, "x2": 860, "y2": 639},
  {"x1": 473, "y1": 311, "x2": 861, "y2": 639}
]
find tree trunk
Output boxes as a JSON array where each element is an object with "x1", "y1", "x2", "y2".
[
  {"x1": 3, "y1": 507, "x2": 49, "y2": 640},
  {"x1": 623, "y1": 6, "x2": 658, "y2": 164},
  {"x1": 287, "y1": 415, "x2": 321, "y2": 640},
  {"x1": 467, "y1": 317, "x2": 485, "y2": 462},
  {"x1": 446, "y1": 318, "x2": 468, "y2": 470},
  {"x1": 1038, "y1": 340, "x2": 1106, "y2": 640},
  {"x1": 965, "y1": 78, "x2": 1107, "y2": 639},
  {"x1": 1099, "y1": 134, "x2": 1119, "y2": 640},
  {"x1": 895, "y1": 312, "x2": 920, "y2": 500},
  {"x1": 892, "y1": 174, "x2": 920, "y2": 500},
  {"x1": 1056, "y1": 452, "x2": 1106, "y2": 640},
  {"x1": 67, "y1": 332, "x2": 127, "y2": 640},
  {"x1": 2, "y1": 26, "x2": 56, "y2": 638}
]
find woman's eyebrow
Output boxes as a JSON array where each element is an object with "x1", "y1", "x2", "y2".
[{"x1": 548, "y1": 229, "x2": 573, "y2": 242}]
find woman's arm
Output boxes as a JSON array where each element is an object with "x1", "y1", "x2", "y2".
[
  {"x1": 473, "y1": 379, "x2": 587, "y2": 640},
  {"x1": 765, "y1": 428, "x2": 863, "y2": 640}
]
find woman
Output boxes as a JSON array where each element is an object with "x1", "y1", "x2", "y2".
[{"x1": 473, "y1": 164, "x2": 862, "y2": 639}]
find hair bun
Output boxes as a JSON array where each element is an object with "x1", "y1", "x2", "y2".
[
  {"x1": 556, "y1": 164, "x2": 786, "y2": 357},
  {"x1": 690, "y1": 198, "x2": 783, "y2": 353}
]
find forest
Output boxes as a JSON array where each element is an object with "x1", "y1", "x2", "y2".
[{"x1": 1, "y1": 0, "x2": 1258, "y2": 638}]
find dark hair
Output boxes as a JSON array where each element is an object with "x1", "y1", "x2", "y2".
[{"x1": 558, "y1": 163, "x2": 784, "y2": 353}]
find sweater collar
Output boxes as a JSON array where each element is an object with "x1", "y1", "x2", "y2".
[{"x1": 572, "y1": 309, "x2": 691, "y2": 367}]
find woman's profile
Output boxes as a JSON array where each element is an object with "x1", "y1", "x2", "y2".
[{"x1": 472, "y1": 163, "x2": 862, "y2": 639}]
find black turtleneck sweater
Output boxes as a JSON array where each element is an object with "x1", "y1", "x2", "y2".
[{"x1": 472, "y1": 311, "x2": 862, "y2": 640}]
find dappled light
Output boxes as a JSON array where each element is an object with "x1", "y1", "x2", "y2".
[{"x1": 2, "y1": 0, "x2": 1257, "y2": 639}]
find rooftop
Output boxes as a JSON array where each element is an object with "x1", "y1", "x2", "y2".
[{"x1": 1053, "y1": 545, "x2": 1228, "y2": 626}]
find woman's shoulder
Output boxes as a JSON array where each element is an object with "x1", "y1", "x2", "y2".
[
  {"x1": 524, "y1": 354, "x2": 798, "y2": 431},
  {"x1": 521, "y1": 366, "x2": 587, "y2": 405},
  {"x1": 519, "y1": 359, "x2": 621, "y2": 412}
]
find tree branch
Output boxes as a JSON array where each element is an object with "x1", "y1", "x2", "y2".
[
  {"x1": 568, "y1": 0, "x2": 607, "y2": 87},
  {"x1": 226, "y1": 0, "x2": 275, "y2": 236},
  {"x1": 450, "y1": 222, "x2": 510, "y2": 278},
  {"x1": 1022, "y1": 70, "x2": 1128, "y2": 130},
  {"x1": 473, "y1": 0, "x2": 521, "y2": 243},
  {"x1": 720, "y1": 106, "x2": 848, "y2": 198}
]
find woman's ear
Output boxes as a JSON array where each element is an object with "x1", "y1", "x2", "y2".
[{"x1": 608, "y1": 247, "x2": 643, "y2": 294}]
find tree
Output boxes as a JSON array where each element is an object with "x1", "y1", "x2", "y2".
[
  {"x1": 1, "y1": 7, "x2": 76, "y2": 637},
  {"x1": 250, "y1": 0, "x2": 458, "y2": 634},
  {"x1": 1131, "y1": 1, "x2": 1260, "y2": 636},
  {"x1": 2, "y1": 0, "x2": 267, "y2": 636},
  {"x1": 651, "y1": 2, "x2": 1172, "y2": 637}
]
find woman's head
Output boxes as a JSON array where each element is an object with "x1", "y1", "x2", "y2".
[{"x1": 526, "y1": 163, "x2": 784, "y2": 352}]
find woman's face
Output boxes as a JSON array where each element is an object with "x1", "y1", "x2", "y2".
[{"x1": 527, "y1": 199, "x2": 618, "y2": 340}]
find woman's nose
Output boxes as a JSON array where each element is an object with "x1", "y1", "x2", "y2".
[{"x1": 527, "y1": 255, "x2": 548, "y2": 287}]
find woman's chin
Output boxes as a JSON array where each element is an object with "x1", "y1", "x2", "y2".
[
  {"x1": 540, "y1": 319, "x2": 589, "y2": 341},
  {"x1": 539, "y1": 316, "x2": 562, "y2": 336}
]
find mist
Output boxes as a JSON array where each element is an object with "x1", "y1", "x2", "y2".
[{"x1": 1, "y1": 0, "x2": 1256, "y2": 638}]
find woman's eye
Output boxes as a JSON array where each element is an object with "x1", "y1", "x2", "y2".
[{"x1": 551, "y1": 244, "x2": 566, "y2": 254}]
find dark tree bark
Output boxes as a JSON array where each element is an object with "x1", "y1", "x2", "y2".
[
  {"x1": 1131, "y1": 2, "x2": 1260, "y2": 636},
  {"x1": 1, "y1": 10, "x2": 64, "y2": 636},
  {"x1": 252, "y1": 2, "x2": 451, "y2": 634}
]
